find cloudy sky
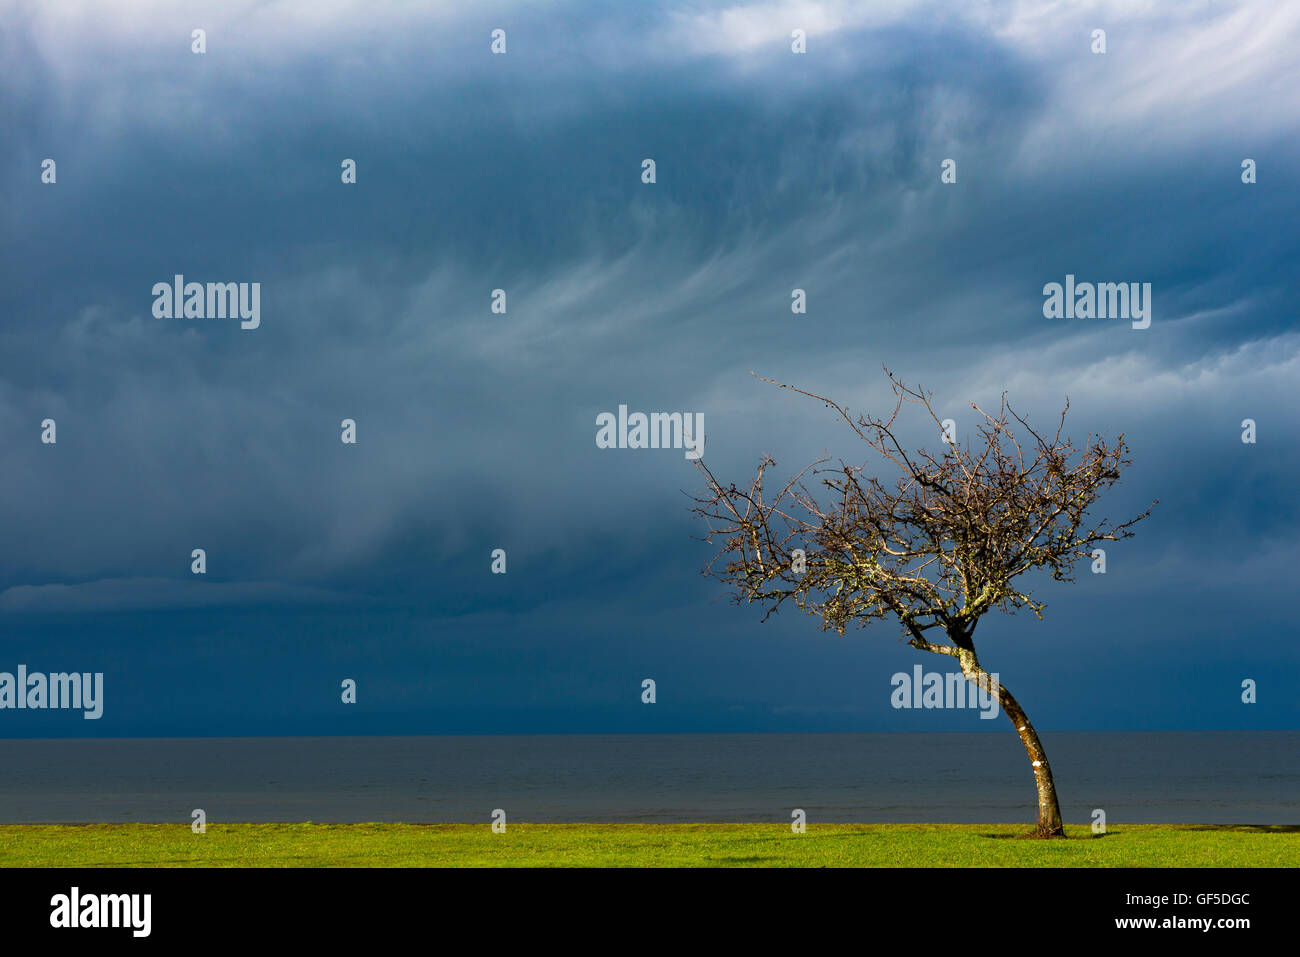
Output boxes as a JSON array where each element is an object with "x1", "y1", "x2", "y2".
[{"x1": 1, "y1": 0, "x2": 1297, "y2": 735}]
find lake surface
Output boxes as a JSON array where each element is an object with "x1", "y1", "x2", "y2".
[{"x1": 0, "y1": 731, "x2": 1294, "y2": 824}]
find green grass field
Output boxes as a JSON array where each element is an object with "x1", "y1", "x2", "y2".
[{"x1": 1, "y1": 822, "x2": 1295, "y2": 867}]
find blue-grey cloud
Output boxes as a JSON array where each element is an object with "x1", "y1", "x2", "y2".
[{"x1": 0, "y1": 0, "x2": 1296, "y2": 733}]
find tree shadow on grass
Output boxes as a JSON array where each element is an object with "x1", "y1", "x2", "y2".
[
  {"x1": 977, "y1": 824, "x2": 1300, "y2": 839},
  {"x1": 1166, "y1": 824, "x2": 1300, "y2": 834},
  {"x1": 976, "y1": 834, "x2": 1091, "y2": 840}
]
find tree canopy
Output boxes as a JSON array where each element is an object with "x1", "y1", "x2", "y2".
[{"x1": 691, "y1": 369, "x2": 1155, "y2": 649}]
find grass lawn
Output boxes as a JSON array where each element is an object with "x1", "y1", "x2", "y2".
[{"x1": 0, "y1": 822, "x2": 1295, "y2": 867}]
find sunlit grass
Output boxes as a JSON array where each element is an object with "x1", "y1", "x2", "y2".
[{"x1": 1, "y1": 822, "x2": 1295, "y2": 867}]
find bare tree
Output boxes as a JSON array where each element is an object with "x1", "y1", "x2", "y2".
[{"x1": 690, "y1": 369, "x2": 1154, "y2": 837}]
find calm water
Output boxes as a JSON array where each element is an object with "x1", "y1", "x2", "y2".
[{"x1": 0, "y1": 731, "x2": 1294, "y2": 824}]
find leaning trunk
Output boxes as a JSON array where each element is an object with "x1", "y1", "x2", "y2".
[{"x1": 956, "y1": 647, "x2": 1065, "y2": 838}]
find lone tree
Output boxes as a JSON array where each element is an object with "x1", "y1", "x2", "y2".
[{"x1": 691, "y1": 370, "x2": 1154, "y2": 837}]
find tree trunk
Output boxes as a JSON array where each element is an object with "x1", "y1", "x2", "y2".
[{"x1": 955, "y1": 647, "x2": 1065, "y2": 838}]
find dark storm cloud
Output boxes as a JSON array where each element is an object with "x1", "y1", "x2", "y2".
[{"x1": 0, "y1": 0, "x2": 1296, "y2": 732}]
